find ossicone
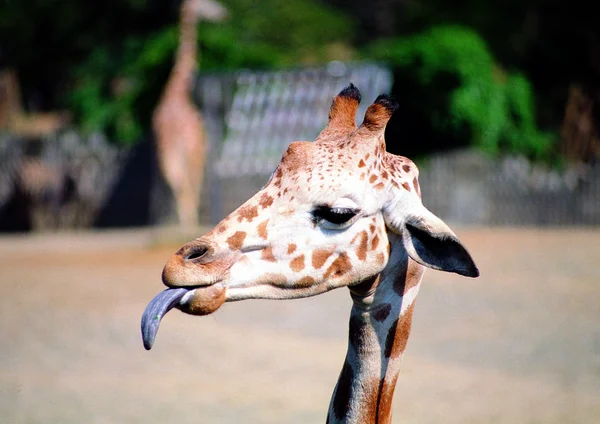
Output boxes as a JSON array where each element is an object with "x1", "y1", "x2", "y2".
[
  {"x1": 316, "y1": 83, "x2": 362, "y2": 142},
  {"x1": 361, "y1": 94, "x2": 398, "y2": 131},
  {"x1": 336, "y1": 83, "x2": 362, "y2": 104}
]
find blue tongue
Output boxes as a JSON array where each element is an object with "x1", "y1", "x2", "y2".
[{"x1": 141, "y1": 288, "x2": 189, "y2": 350}]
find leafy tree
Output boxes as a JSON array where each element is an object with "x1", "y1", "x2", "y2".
[{"x1": 367, "y1": 26, "x2": 555, "y2": 161}]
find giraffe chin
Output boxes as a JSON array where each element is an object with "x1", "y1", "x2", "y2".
[
  {"x1": 179, "y1": 284, "x2": 227, "y2": 316},
  {"x1": 141, "y1": 284, "x2": 226, "y2": 351}
]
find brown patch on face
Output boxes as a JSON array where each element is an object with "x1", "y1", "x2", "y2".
[
  {"x1": 391, "y1": 180, "x2": 400, "y2": 189},
  {"x1": 216, "y1": 222, "x2": 228, "y2": 233},
  {"x1": 373, "y1": 303, "x2": 392, "y2": 322},
  {"x1": 355, "y1": 230, "x2": 369, "y2": 261},
  {"x1": 226, "y1": 231, "x2": 246, "y2": 250},
  {"x1": 413, "y1": 176, "x2": 421, "y2": 197},
  {"x1": 297, "y1": 276, "x2": 315, "y2": 287},
  {"x1": 332, "y1": 360, "x2": 354, "y2": 420},
  {"x1": 312, "y1": 248, "x2": 335, "y2": 269},
  {"x1": 237, "y1": 204, "x2": 259, "y2": 222},
  {"x1": 381, "y1": 170, "x2": 389, "y2": 180},
  {"x1": 401, "y1": 182, "x2": 411, "y2": 192},
  {"x1": 287, "y1": 243, "x2": 297, "y2": 254},
  {"x1": 402, "y1": 165, "x2": 410, "y2": 172},
  {"x1": 369, "y1": 223, "x2": 376, "y2": 233},
  {"x1": 290, "y1": 254, "x2": 305, "y2": 272},
  {"x1": 358, "y1": 159, "x2": 366, "y2": 168},
  {"x1": 259, "y1": 192, "x2": 274, "y2": 208},
  {"x1": 371, "y1": 234, "x2": 380, "y2": 250},
  {"x1": 323, "y1": 252, "x2": 352, "y2": 279},
  {"x1": 374, "y1": 182, "x2": 385, "y2": 190},
  {"x1": 261, "y1": 246, "x2": 277, "y2": 262},
  {"x1": 369, "y1": 174, "x2": 377, "y2": 184},
  {"x1": 376, "y1": 252, "x2": 386, "y2": 266},
  {"x1": 257, "y1": 219, "x2": 269, "y2": 240},
  {"x1": 386, "y1": 303, "x2": 415, "y2": 359}
]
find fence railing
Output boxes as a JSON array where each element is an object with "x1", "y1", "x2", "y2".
[
  {"x1": 1, "y1": 62, "x2": 598, "y2": 230},
  {"x1": 194, "y1": 62, "x2": 393, "y2": 223}
]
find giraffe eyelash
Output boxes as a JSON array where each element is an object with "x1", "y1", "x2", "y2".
[{"x1": 312, "y1": 206, "x2": 358, "y2": 226}]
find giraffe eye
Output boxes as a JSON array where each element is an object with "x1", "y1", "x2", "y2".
[{"x1": 313, "y1": 206, "x2": 358, "y2": 226}]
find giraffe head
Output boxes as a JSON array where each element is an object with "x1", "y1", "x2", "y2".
[
  {"x1": 182, "y1": 0, "x2": 227, "y2": 21},
  {"x1": 142, "y1": 84, "x2": 478, "y2": 349}
]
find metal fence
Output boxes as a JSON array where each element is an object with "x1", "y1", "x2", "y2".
[
  {"x1": 420, "y1": 150, "x2": 600, "y2": 226},
  {"x1": 1, "y1": 61, "x2": 598, "y2": 230},
  {"x1": 0, "y1": 131, "x2": 126, "y2": 231},
  {"x1": 194, "y1": 62, "x2": 393, "y2": 223}
]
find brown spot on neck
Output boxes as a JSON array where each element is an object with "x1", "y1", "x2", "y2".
[
  {"x1": 287, "y1": 243, "x2": 297, "y2": 254},
  {"x1": 226, "y1": 231, "x2": 246, "y2": 250},
  {"x1": 373, "y1": 303, "x2": 392, "y2": 322},
  {"x1": 348, "y1": 313, "x2": 368, "y2": 350},
  {"x1": 385, "y1": 303, "x2": 415, "y2": 359},
  {"x1": 393, "y1": 258, "x2": 424, "y2": 296},
  {"x1": 331, "y1": 360, "x2": 354, "y2": 420}
]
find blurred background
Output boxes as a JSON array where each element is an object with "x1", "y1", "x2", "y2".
[{"x1": 0, "y1": 0, "x2": 598, "y2": 423}]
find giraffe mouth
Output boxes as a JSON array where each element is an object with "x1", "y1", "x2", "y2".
[{"x1": 141, "y1": 284, "x2": 226, "y2": 350}]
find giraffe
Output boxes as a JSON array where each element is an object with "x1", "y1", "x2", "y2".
[
  {"x1": 142, "y1": 84, "x2": 479, "y2": 423},
  {"x1": 152, "y1": 0, "x2": 226, "y2": 228}
]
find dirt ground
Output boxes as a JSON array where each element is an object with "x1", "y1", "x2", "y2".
[{"x1": 1, "y1": 227, "x2": 599, "y2": 424}]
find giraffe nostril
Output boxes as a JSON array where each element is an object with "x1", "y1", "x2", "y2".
[{"x1": 184, "y1": 245, "x2": 209, "y2": 261}]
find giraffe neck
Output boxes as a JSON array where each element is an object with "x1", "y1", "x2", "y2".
[
  {"x1": 167, "y1": 5, "x2": 199, "y2": 97},
  {"x1": 327, "y1": 233, "x2": 425, "y2": 424}
]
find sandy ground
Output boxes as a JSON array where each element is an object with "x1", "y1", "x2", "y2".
[{"x1": 0, "y1": 227, "x2": 599, "y2": 423}]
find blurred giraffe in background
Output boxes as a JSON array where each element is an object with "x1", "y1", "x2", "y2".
[
  {"x1": 152, "y1": 0, "x2": 227, "y2": 228},
  {"x1": 0, "y1": 69, "x2": 70, "y2": 138}
]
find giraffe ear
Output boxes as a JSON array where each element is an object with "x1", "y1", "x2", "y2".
[{"x1": 383, "y1": 198, "x2": 479, "y2": 278}]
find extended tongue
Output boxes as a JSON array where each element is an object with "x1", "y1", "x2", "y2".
[{"x1": 141, "y1": 288, "x2": 189, "y2": 350}]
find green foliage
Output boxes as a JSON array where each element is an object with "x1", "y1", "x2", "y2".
[
  {"x1": 1, "y1": 0, "x2": 355, "y2": 145},
  {"x1": 367, "y1": 25, "x2": 555, "y2": 160}
]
